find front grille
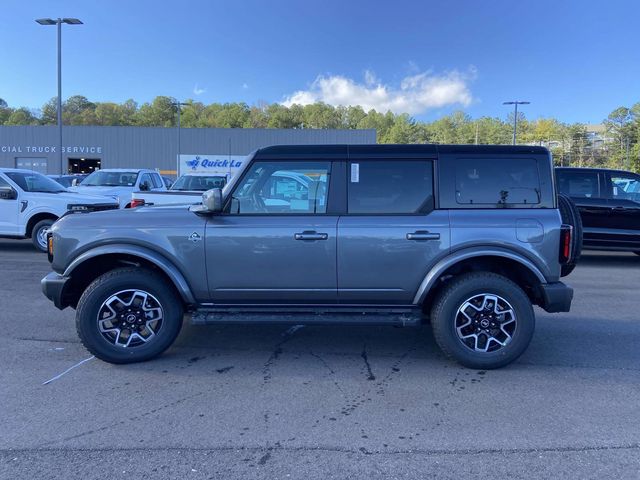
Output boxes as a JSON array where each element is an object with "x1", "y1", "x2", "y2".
[{"x1": 89, "y1": 203, "x2": 120, "y2": 212}]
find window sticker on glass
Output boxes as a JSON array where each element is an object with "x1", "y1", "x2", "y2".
[{"x1": 351, "y1": 163, "x2": 360, "y2": 183}]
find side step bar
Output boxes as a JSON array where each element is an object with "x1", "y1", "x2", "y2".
[{"x1": 190, "y1": 306, "x2": 423, "y2": 327}]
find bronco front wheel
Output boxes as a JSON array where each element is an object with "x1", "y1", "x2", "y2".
[{"x1": 76, "y1": 268, "x2": 183, "y2": 364}]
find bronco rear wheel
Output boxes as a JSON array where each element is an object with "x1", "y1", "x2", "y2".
[
  {"x1": 76, "y1": 268, "x2": 183, "y2": 364},
  {"x1": 431, "y1": 272, "x2": 535, "y2": 369}
]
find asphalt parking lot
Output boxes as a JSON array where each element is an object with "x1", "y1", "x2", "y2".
[{"x1": 1, "y1": 238, "x2": 639, "y2": 479}]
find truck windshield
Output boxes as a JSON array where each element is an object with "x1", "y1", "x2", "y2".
[
  {"x1": 171, "y1": 175, "x2": 226, "y2": 191},
  {"x1": 81, "y1": 171, "x2": 139, "y2": 187},
  {"x1": 5, "y1": 172, "x2": 66, "y2": 193}
]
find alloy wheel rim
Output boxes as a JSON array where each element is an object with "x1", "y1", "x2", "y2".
[
  {"x1": 455, "y1": 293, "x2": 516, "y2": 353},
  {"x1": 97, "y1": 289, "x2": 164, "y2": 348},
  {"x1": 37, "y1": 227, "x2": 49, "y2": 249}
]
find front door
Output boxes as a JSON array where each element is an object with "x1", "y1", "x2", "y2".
[
  {"x1": 337, "y1": 159, "x2": 449, "y2": 304},
  {"x1": 205, "y1": 160, "x2": 338, "y2": 304},
  {"x1": 0, "y1": 175, "x2": 19, "y2": 235},
  {"x1": 556, "y1": 169, "x2": 611, "y2": 249}
]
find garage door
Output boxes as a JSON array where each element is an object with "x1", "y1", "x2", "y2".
[{"x1": 15, "y1": 157, "x2": 48, "y2": 174}]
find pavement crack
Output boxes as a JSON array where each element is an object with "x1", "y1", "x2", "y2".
[{"x1": 360, "y1": 344, "x2": 376, "y2": 381}]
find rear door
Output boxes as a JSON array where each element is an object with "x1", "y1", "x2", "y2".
[
  {"x1": 604, "y1": 171, "x2": 640, "y2": 251},
  {"x1": 556, "y1": 169, "x2": 610, "y2": 249},
  {"x1": 337, "y1": 158, "x2": 449, "y2": 305}
]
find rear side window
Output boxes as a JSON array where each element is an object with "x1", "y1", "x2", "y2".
[
  {"x1": 151, "y1": 174, "x2": 163, "y2": 189},
  {"x1": 556, "y1": 170, "x2": 599, "y2": 198},
  {"x1": 348, "y1": 160, "x2": 434, "y2": 214},
  {"x1": 455, "y1": 158, "x2": 540, "y2": 205}
]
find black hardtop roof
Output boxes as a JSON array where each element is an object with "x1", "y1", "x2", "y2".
[{"x1": 254, "y1": 144, "x2": 549, "y2": 159}]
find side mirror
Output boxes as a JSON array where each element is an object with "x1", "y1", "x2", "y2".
[
  {"x1": 202, "y1": 188, "x2": 223, "y2": 213},
  {"x1": 0, "y1": 186, "x2": 17, "y2": 200},
  {"x1": 140, "y1": 182, "x2": 150, "y2": 192}
]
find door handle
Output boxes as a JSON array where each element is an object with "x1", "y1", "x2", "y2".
[
  {"x1": 294, "y1": 231, "x2": 329, "y2": 241},
  {"x1": 406, "y1": 231, "x2": 440, "y2": 241}
]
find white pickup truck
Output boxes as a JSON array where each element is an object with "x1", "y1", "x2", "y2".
[
  {"x1": 131, "y1": 171, "x2": 320, "y2": 212},
  {"x1": 0, "y1": 168, "x2": 119, "y2": 251},
  {"x1": 130, "y1": 173, "x2": 228, "y2": 207},
  {"x1": 68, "y1": 168, "x2": 167, "y2": 208}
]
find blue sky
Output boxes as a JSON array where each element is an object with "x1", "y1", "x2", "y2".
[{"x1": 0, "y1": 0, "x2": 638, "y2": 124}]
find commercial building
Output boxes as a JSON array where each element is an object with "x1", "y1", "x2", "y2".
[{"x1": 0, "y1": 125, "x2": 376, "y2": 176}]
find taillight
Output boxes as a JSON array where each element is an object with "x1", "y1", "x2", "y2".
[
  {"x1": 559, "y1": 224, "x2": 573, "y2": 263},
  {"x1": 130, "y1": 199, "x2": 145, "y2": 208}
]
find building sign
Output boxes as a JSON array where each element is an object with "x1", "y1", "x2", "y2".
[
  {"x1": 0, "y1": 145, "x2": 103, "y2": 154},
  {"x1": 179, "y1": 154, "x2": 246, "y2": 176}
]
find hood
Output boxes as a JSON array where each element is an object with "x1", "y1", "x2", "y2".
[
  {"x1": 55, "y1": 204, "x2": 193, "y2": 229},
  {"x1": 33, "y1": 191, "x2": 119, "y2": 205},
  {"x1": 68, "y1": 186, "x2": 128, "y2": 197}
]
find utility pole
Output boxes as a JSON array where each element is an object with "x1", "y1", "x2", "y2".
[
  {"x1": 503, "y1": 101, "x2": 530, "y2": 145},
  {"x1": 36, "y1": 17, "x2": 83, "y2": 174},
  {"x1": 172, "y1": 101, "x2": 188, "y2": 177}
]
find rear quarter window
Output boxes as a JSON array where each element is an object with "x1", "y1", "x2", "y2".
[{"x1": 454, "y1": 158, "x2": 541, "y2": 205}]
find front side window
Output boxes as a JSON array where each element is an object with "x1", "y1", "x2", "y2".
[
  {"x1": 348, "y1": 160, "x2": 434, "y2": 214},
  {"x1": 230, "y1": 161, "x2": 330, "y2": 214},
  {"x1": 610, "y1": 174, "x2": 640, "y2": 202},
  {"x1": 556, "y1": 170, "x2": 599, "y2": 198},
  {"x1": 5, "y1": 172, "x2": 66, "y2": 193},
  {"x1": 455, "y1": 159, "x2": 540, "y2": 205}
]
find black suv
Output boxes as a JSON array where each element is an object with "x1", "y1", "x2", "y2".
[{"x1": 556, "y1": 167, "x2": 640, "y2": 254}]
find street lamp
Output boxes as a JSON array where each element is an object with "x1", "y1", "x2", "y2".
[
  {"x1": 503, "y1": 101, "x2": 530, "y2": 145},
  {"x1": 172, "y1": 101, "x2": 188, "y2": 177},
  {"x1": 36, "y1": 18, "x2": 83, "y2": 174}
]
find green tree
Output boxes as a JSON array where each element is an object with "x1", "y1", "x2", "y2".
[
  {"x1": 5, "y1": 107, "x2": 39, "y2": 125},
  {"x1": 136, "y1": 96, "x2": 177, "y2": 127}
]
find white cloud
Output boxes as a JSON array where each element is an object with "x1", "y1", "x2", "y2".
[
  {"x1": 241, "y1": 83, "x2": 249, "y2": 90},
  {"x1": 193, "y1": 84, "x2": 206, "y2": 96},
  {"x1": 282, "y1": 69, "x2": 475, "y2": 115}
]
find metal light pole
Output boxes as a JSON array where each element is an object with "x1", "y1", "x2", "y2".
[
  {"x1": 36, "y1": 18, "x2": 83, "y2": 174},
  {"x1": 503, "y1": 101, "x2": 530, "y2": 145},
  {"x1": 172, "y1": 102, "x2": 188, "y2": 177}
]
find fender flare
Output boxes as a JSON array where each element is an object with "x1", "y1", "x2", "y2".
[
  {"x1": 63, "y1": 244, "x2": 197, "y2": 305},
  {"x1": 412, "y1": 246, "x2": 548, "y2": 305}
]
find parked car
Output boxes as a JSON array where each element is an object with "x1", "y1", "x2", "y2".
[
  {"x1": 48, "y1": 174, "x2": 88, "y2": 188},
  {"x1": 556, "y1": 167, "x2": 640, "y2": 254},
  {"x1": 42, "y1": 144, "x2": 579, "y2": 369},
  {"x1": 68, "y1": 169, "x2": 167, "y2": 208},
  {"x1": 161, "y1": 176, "x2": 174, "y2": 189},
  {"x1": 0, "y1": 169, "x2": 119, "y2": 252},
  {"x1": 131, "y1": 173, "x2": 228, "y2": 208}
]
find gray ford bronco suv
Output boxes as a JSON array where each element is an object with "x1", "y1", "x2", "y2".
[{"x1": 42, "y1": 145, "x2": 579, "y2": 369}]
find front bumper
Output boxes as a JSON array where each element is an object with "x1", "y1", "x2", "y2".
[
  {"x1": 539, "y1": 281, "x2": 573, "y2": 313},
  {"x1": 41, "y1": 272, "x2": 71, "y2": 310}
]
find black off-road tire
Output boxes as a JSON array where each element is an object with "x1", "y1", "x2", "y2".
[
  {"x1": 76, "y1": 268, "x2": 184, "y2": 364},
  {"x1": 557, "y1": 194, "x2": 583, "y2": 277},
  {"x1": 430, "y1": 272, "x2": 535, "y2": 370},
  {"x1": 31, "y1": 218, "x2": 55, "y2": 252}
]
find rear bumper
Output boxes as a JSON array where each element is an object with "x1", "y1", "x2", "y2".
[
  {"x1": 539, "y1": 281, "x2": 573, "y2": 313},
  {"x1": 41, "y1": 272, "x2": 70, "y2": 310}
]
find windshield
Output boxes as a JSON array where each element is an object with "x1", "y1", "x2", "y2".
[
  {"x1": 171, "y1": 175, "x2": 227, "y2": 191},
  {"x1": 5, "y1": 172, "x2": 66, "y2": 193},
  {"x1": 81, "y1": 171, "x2": 139, "y2": 187}
]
